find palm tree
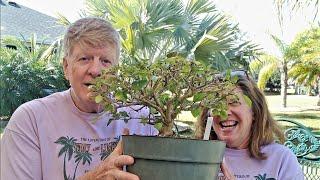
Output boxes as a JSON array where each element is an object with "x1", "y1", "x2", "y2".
[
  {"x1": 287, "y1": 27, "x2": 320, "y2": 104},
  {"x1": 73, "y1": 151, "x2": 92, "y2": 180},
  {"x1": 250, "y1": 34, "x2": 290, "y2": 107},
  {"x1": 84, "y1": 0, "x2": 257, "y2": 70},
  {"x1": 270, "y1": 35, "x2": 291, "y2": 108},
  {"x1": 54, "y1": 136, "x2": 77, "y2": 180}
]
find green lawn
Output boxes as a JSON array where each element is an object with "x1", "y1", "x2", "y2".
[
  {"x1": 266, "y1": 94, "x2": 319, "y2": 113},
  {"x1": 266, "y1": 95, "x2": 320, "y2": 133}
]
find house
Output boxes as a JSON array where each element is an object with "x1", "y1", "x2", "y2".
[{"x1": 1, "y1": 0, "x2": 65, "y2": 45}]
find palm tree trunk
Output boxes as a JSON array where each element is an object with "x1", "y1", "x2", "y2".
[
  {"x1": 72, "y1": 161, "x2": 80, "y2": 180},
  {"x1": 317, "y1": 79, "x2": 320, "y2": 106},
  {"x1": 317, "y1": 78, "x2": 320, "y2": 106},
  {"x1": 280, "y1": 61, "x2": 288, "y2": 108},
  {"x1": 63, "y1": 153, "x2": 68, "y2": 180}
]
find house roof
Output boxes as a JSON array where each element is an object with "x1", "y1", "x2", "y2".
[{"x1": 1, "y1": 1, "x2": 66, "y2": 44}]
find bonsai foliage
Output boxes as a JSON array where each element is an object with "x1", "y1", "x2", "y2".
[{"x1": 92, "y1": 57, "x2": 237, "y2": 136}]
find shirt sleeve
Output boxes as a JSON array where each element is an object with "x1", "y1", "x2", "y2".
[
  {"x1": 1, "y1": 105, "x2": 42, "y2": 180},
  {"x1": 278, "y1": 148, "x2": 305, "y2": 180}
]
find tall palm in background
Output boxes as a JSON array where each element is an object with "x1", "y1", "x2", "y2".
[
  {"x1": 288, "y1": 27, "x2": 320, "y2": 105},
  {"x1": 84, "y1": 0, "x2": 258, "y2": 70},
  {"x1": 270, "y1": 35, "x2": 291, "y2": 108},
  {"x1": 250, "y1": 34, "x2": 290, "y2": 107}
]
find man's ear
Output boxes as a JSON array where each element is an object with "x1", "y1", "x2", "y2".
[{"x1": 62, "y1": 57, "x2": 69, "y2": 80}]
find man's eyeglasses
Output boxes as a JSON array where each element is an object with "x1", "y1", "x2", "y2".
[{"x1": 229, "y1": 69, "x2": 249, "y2": 79}]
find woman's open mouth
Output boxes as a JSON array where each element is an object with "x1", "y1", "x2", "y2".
[{"x1": 219, "y1": 120, "x2": 238, "y2": 129}]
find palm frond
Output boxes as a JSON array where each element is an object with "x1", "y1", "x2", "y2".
[
  {"x1": 84, "y1": 0, "x2": 258, "y2": 69},
  {"x1": 275, "y1": 0, "x2": 320, "y2": 24},
  {"x1": 270, "y1": 34, "x2": 288, "y2": 56},
  {"x1": 56, "y1": 13, "x2": 71, "y2": 26},
  {"x1": 257, "y1": 63, "x2": 278, "y2": 89},
  {"x1": 186, "y1": 0, "x2": 216, "y2": 16}
]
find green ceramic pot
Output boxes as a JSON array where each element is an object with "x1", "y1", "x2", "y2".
[{"x1": 122, "y1": 135, "x2": 226, "y2": 180}]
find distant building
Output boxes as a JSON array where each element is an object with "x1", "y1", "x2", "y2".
[{"x1": 1, "y1": 0, "x2": 65, "y2": 45}]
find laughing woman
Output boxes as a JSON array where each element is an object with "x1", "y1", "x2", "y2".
[{"x1": 195, "y1": 72, "x2": 304, "y2": 180}]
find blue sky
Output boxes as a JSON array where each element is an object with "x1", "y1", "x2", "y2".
[{"x1": 13, "y1": 0, "x2": 318, "y2": 56}]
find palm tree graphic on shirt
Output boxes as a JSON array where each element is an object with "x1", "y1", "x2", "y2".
[
  {"x1": 55, "y1": 136, "x2": 92, "y2": 180},
  {"x1": 73, "y1": 151, "x2": 92, "y2": 179},
  {"x1": 254, "y1": 173, "x2": 276, "y2": 180}
]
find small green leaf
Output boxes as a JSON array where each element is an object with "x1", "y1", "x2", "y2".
[
  {"x1": 243, "y1": 95, "x2": 252, "y2": 108},
  {"x1": 160, "y1": 93, "x2": 170, "y2": 105},
  {"x1": 193, "y1": 92, "x2": 206, "y2": 102},
  {"x1": 95, "y1": 95, "x2": 103, "y2": 103},
  {"x1": 220, "y1": 110, "x2": 228, "y2": 121},
  {"x1": 150, "y1": 107, "x2": 158, "y2": 114},
  {"x1": 167, "y1": 82, "x2": 176, "y2": 92},
  {"x1": 231, "y1": 75, "x2": 239, "y2": 83},
  {"x1": 104, "y1": 104, "x2": 114, "y2": 112},
  {"x1": 225, "y1": 69, "x2": 232, "y2": 80},
  {"x1": 181, "y1": 64, "x2": 190, "y2": 73},
  {"x1": 115, "y1": 91, "x2": 127, "y2": 101},
  {"x1": 154, "y1": 122, "x2": 163, "y2": 131},
  {"x1": 212, "y1": 109, "x2": 227, "y2": 121},
  {"x1": 132, "y1": 79, "x2": 148, "y2": 90},
  {"x1": 191, "y1": 107, "x2": 201, "y2": 117}
]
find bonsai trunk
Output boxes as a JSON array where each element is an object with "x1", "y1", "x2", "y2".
[
  {"x1": 160, "y1": 122, "x2": 174, "y2": 136},
  {"x1": 159, "y1": 103, "x2": 175, "y2": 136}
]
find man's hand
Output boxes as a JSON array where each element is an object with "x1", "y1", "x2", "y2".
[{"x1": 80, "y1": 129, "x2": 139, "y2": 180}]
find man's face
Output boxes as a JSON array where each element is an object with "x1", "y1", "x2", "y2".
[{"x1": 63, "y1": 43, "x2": 117, "y2": 113}]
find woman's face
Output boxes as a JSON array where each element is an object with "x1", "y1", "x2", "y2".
[{"x1": 212, "y1": 88, "x2": 253, "y2": 149}]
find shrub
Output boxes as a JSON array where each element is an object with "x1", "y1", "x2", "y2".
[{"x1": 0, "y1": 36, "x2": 68, "y2": 118}]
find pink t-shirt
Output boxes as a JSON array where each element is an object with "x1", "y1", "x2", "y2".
[
  {"x1": 1, "y1": 89, "x2": 158, "y2": 180},
  {"x1": 219, "y1": 143, "x2": 304, "y2": 180}
]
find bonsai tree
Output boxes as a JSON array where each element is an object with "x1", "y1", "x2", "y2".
[{"x1": 91, "y1": 56, "x2": 237, "y2": 136}]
